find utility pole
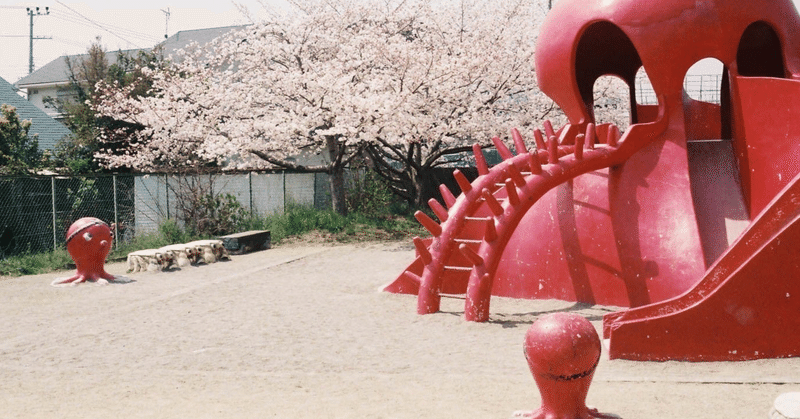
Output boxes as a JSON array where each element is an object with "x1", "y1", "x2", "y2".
[
  {"x1": 27, "y1": 6, "x2": 51, "y2": 74},
  {"x1": 161, "y1": 7, "x2": 170, "y2": 39}
]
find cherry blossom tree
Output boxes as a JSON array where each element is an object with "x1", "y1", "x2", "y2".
[
  {"x1": 94, "y1": 0, "x2": 570, "y2": 213},
  {"x1": 97, "y1": 1, "x2": 410, "y2": 214},
  {"x1": 360, "y1": 0, "x2": 564, "y2": 207}
]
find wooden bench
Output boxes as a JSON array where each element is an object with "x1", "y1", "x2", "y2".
[{"x1": 218, "y1": 230, "x2": 271, "y2": 254}]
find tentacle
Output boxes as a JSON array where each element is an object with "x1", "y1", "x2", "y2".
[
  {"x1": 51, "y1": 274, "x2": 85, "y2": 287},
  {"x1": 392, "y1": 116, "x2": 667, "y2": 321}
]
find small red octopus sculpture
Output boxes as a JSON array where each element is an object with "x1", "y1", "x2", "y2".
[
  {"x1": 52, "y1": 217, "x2": 118, "y2": 286},
  {"x1": 512, "y1": 313, "x2": 614, "y2": 419}
]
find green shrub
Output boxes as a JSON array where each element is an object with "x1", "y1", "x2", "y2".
[
  {"x1": 1, "y1": 203, "x2": 426, "y2": 278},
  {"x1": 158, "y1": 219, "x2": 191, "y2": 243},
  {"x1": 0, "y1": 247, "x2": 72, "y2": 276},
  {"x1": 193, "y1": 192, "x2": 247, "y2": 236},
  {"x1": 346, "y1": 169, "x2": 396, "y2": 217}
]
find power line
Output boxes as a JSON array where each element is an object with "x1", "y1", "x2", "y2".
[
  {"x1": 52, "y1": 2, "x2": 141, "y2": 47},
  {"x1": 53, "y1": 0, "x2": 144, "y2": 48},
  {"x1": 52, "y1": 36, "x2": 94, "y2": 49},
  {"x1": 49, "y1": 9, "x2": 160, "y2": 44}
]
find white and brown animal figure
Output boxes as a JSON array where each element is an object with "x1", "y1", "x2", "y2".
[
  {"x1": 126, "y1": 249, "x2": 174, "y2": 272},
  {"x1": 158, "y1": 244, "x2": 196, "y2": 267},
  {"x1": 188, "y1": 245, "x2": 204, "y2": 264},
  {"x1": 126, "y1": 251, "x2": 147, "y2": 272},
  {"x1": 184, "y1": 241, "x2": 215, "y2": 264},
  {"x1": 186, "y1": 240, "x2": 230, "y2": 263}
]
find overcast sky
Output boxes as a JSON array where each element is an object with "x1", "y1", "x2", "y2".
[
  {"x1": 0, "y1": 0, "x2": 288, "y2": 84},
  {"x1": 2, "y1": 0, "x2": 800, "y2": 85}
]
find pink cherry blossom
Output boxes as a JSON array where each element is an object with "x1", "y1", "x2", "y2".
[{"x1": 94, "y1": 0, "x2": 627, "y2": 211}]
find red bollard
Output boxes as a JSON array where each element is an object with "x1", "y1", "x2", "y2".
[
  {"x1": 513, "y1": 313, "x2": 612, "y2": 419},
  {"x1": 51, "y1": 217, "x2": 117, "y2": 286}
]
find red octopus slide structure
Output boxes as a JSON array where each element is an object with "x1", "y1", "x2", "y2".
[{"x1": 384, "y1": 0, "x2": 800, "y2": 361}]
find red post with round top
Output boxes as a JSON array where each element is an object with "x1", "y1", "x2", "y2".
[
  {"x1": 513, "y1": 313, "x2": 611, "y2": 419},
  {"x1": 52, "y1": 217, "x2": 117, "y2": 286}
]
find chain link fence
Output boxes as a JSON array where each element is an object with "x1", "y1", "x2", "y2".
[
  {"x1": 0, "y1": 175, "x2": 134, "y2": 258},
  {"x1": 635, "y1": 73, "x2": 723, "y2": 105},
  {"x1": 0, "y1": 172, "x2": 332, "y2": 259}
]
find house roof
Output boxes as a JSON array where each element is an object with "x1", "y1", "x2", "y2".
[
  {"x1": 0, "y1": 77, "x2": 71, "y2": 151},
  {"x1": 158, "y1": 25, "x2": 248, "y2": 61},
  {"x1": 14, "y1": 25, "x2": 248, "y2": 88},
  {"x1": 14, "y1": 49, "x2": 142, "y2": 88}
]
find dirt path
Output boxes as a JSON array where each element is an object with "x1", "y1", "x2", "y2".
[{"x1": 0, "y1": 242, "x2": 797, "y2": 418}]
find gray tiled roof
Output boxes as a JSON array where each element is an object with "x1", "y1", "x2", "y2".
[
  {"x1": 0, "y1": 77, "x2": 71, "y2": 151},
  {"x1": 14, "y1": 25, "x2": 248, "y2": 88},
  {"x1": 15, "y1": 49, "x2": 143, "y2": 87},
  {"x1": 158, "y1": 25, "x2": 248, "y2": 61}
]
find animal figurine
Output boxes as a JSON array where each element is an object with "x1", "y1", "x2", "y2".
[
  {"x1": 186, "y1": 239, "x2": 230, "y2": 262},
  {"x1": 201, "y1": 246, "x2": 216, "y2": 264},
  {"x1": 126, "y1": 249, "x2": 174, "y2": 272},
  {"x1": 158, "y1": 244, "x2": 195, "y2": 267}
]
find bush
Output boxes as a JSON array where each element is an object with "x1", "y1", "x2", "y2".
[
  {"x1": 193, "y1": 192, "x2": 247, "y2": 236},
  {"x1": 1, "y1": 202, "x2": 427, "y2": 277},
  {"x1": 158, "y1": 219, "x2": 192, "y2": 244},
  {"x1": 0, "y1": 104, "x2": 42, "y2": 175},
  {"x1": 0, "y1": 247, "x2": 72, "y2": 276},
  {"x1": 345, "y1": 169, "x2": 397, "y2": 217},
  {"x1": 169, "y1": 174, "x2": 248, "y2": 237}
]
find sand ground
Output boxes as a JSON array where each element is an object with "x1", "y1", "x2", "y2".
[{"x1": 1, "y1": 241, "x2": 798, "y2": 418}]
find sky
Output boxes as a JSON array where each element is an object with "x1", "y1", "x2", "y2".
[
  {"x1": 0, "y1": 0, "x2": 288, "y2": 84},
  {"x1": 2, "y1": 0, "x2": 800, "y2": 86}
]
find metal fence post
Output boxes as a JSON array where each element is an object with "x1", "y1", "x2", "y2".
[
  {"x1": 51, "y1": 175, "x2": 57, "y2": 250},
  {"x1": 283, "y1": 171, "x2": 287, "y2": 214},
  {"x1": 248, "y1": 171, "x2": 253, "y2": 214},
  {"x1": 165, "y1": 174, "x2": 170, "y2": 220},
  {"x1": 113, "y1": 174, "x2": 119, "y2": 250}
]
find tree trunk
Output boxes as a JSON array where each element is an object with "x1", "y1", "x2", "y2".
[
  {"x1": 418, "y1": 177, "x2": 439, "y2": 209},
  {"x1": 328, "y1": 165, "x2": 348, "y2": 216},
  {"x1": 409, "y1": 164, "x2": 439, "y2": 209},
  {"x1": 325, "y1": 135, "x2": 348, "y2": 216}
]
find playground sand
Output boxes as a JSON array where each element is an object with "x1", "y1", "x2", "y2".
[{"x1": 1, "y1": 242, "x2": 798, "y2": 418}]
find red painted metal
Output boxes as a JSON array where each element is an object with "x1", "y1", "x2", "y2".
[
  {"x1": 604, "y1": 170, "x2": 800, "y2": 361},
  {"x1": 513, "y1": 313, "x2": 612, "y2": 419},
  {"x1": 385, "y1": 0, "x2": 800, "y2": 360},
  {"x1": 51, "y1": 217, "x2": 117, "y2": 286}
]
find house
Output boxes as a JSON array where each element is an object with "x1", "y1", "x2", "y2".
[
  {"x1": 0, "y1": 76, "x2": 71, "y2": 151},
  {"x1": 14, "y1": 25, "x2": 247, "y2": 121},
  {"x1": 10, "y1": 25, "x2": 333, "y2": 169},
  {"x1": 13, "y1": 49, "x2": 143, "y2": 121}
]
